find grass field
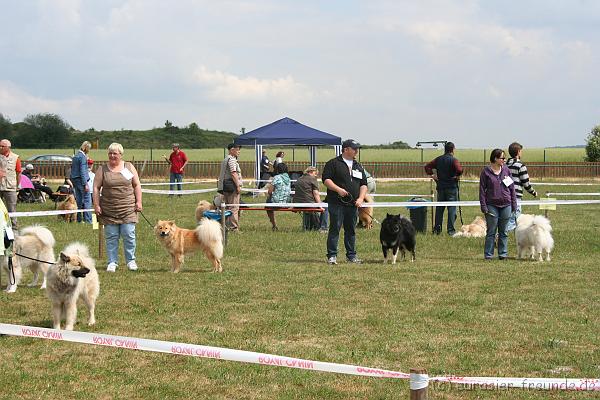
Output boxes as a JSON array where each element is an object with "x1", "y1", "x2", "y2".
[
  {"x1": 1, "y1": 181, "x2": 599, "y2": 399},
  {"x1": 14, "y1": 147, "x2": 588, "y2": 163}
]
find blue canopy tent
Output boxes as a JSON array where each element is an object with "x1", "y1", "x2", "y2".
[{"x1": 233, "y1": 117, "x2": 342, "y2": 185}]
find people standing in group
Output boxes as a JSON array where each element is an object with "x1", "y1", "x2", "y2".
[
  {"x1": 293, "y1": 166, "x2": 324, "y2": 231},
  {"x1": 164, "y1": 143, "x2": 188, "y2": 197},
  {"x1": 266, "y1": 162, "x2": 291, "y2": 231},
  {"x1": 218, "y1": 143, "x2": 242, "y2": 232},
  {"x1": 424, "y1": 142, "x2": 463, "y2": 235},
  {"x1": 259, "y1": 149, "x2": 272, "y2": 189},
  {"x1": 506, "y1": 142, "x2": 537, "y2": 232},
  {"x1": 479, "y1": 148, "x2": 516, "y2": 260},
  {"x1": 0, "y1": 139, "x2": 21, "y2": 228},
  {"x1": 322, "y1": 139, "x2": 368, "y2": 265},
  {"x1": 70, "y1": 141, "x2": 92, "y2": 223},
  {"x1": 93, "y1": 143, "x2": 143, "y2": 272}
]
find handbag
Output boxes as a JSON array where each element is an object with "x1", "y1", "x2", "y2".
[{"x1": 222, "y1": 178, "x2": 237, "y2": 193}]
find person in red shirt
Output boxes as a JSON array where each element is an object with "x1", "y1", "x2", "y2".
[{"x1": 163, "y1": 143, "x2": 188, "y2": 197}]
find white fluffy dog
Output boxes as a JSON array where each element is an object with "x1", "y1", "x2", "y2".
[
  {"x1": 515, "y1": 214, "x2": 554, "y2": 261},
  {"x1": 46, "y1": 242, "x2": 99, "y2": 330},
  {"x1": 2, "y1": 225, "x2": 55, "y2": 293}
]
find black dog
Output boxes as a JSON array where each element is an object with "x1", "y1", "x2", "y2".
[{"x1": 380, "y1": 213, "x2": 416, "y2": 263}]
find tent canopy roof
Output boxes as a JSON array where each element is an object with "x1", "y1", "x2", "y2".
[{"x1": 234, "y1": 117, "x2": 341, "y2": 146}]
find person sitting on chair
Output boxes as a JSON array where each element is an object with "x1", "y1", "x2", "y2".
[{"x1": 22, "y1": 164, "x2": 54, "y2": 200}]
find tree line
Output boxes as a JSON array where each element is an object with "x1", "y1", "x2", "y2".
[{"x1": 0, "y1": 113, "x2": 237, "y2": 149}]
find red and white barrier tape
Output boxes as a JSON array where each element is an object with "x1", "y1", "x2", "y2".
[
  {"x1": 461, "y1": 179, "x2": 598, "y2": 186},
  {"x1": 0, "y1": 323, "x2": 596, "y2": 391},
  {"x1": 140, "y1": 181, "x2": 200, "y2": 186},
  {"x1": 0, "y1": 323, "x2": 408, "y2": 379}
]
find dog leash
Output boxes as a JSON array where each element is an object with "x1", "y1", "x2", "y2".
[
  {"x1": 14, "y1": 252, "x2": 56, "y2": 265},
  {"x1": 457, "y1": 178, "x2": 464, "y2": 226},
  {"x1": 338, "y1": 193, "x2": 381, "y2": 225},
  {"x1": 138, "y1": 210, "x2": 155, "y2": 229}
]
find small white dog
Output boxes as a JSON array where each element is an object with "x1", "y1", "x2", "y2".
[
  {"x1": 515, "y1": 214, "x2": 554, "y2": 261},
  {"x1": 2, "y1": 225, "x2": 55, "y2": 293}
]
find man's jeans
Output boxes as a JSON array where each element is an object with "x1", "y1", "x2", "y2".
[
  {"x1": 104, "y1": 223, "x2": 136, "y2": 265},
  {"x1": 506, "y1": 199, "x2": 522, "y2": 232},
  {"x1": 170, "y1": 172, "x2": 183, "y2": 195},
  {"x1": 72, "y1": 178, "x2": 92, "y2": 223},
  {"x1": 484, "y1": 205, "x2": 512, "y2": 259},
  {"x1": 326, "y1": 202, "x2": 358, "y2": 259},
  {"x1": 435, "y1": 187, "x2": 458, "y2": 235}
]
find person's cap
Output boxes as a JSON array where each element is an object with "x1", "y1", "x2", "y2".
[
  {"x1": 304, "y1": 166, "x2": 318, "y2": 174},
  {"x1": 227, "y1": 143, "x2": 241, "y2": 150},
  {"x1": 342, "y1": 139, "x2": 361, "y2": 150},
  {"x1": 172, "y1": 143, "x2": 180, "y2": 148},
  {"x1": 25, "y1": 163, "x2": 34, "y2": 170},
  {"x1": 87, "y1": 158, "x2": 94, "y2": 165}
]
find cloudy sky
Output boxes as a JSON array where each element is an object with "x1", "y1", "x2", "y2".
[{"x1": 1, "y1": 0, "x2": 599, "y2": 148}]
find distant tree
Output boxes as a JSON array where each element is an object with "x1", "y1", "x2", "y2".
[
  {"x1": 188, "y1": 122, "x2": 200, "y2": 132},
  {"x1": 22, "y1": 113, "x2": 72, "y2": 148},
  {"x1": 585, "y1": 125, "x2": 600, "y2": 162},
  {"x1": 164, "y1": 120, "x2": 173, "y2": 129},
  {"x1": 0, "y1": 113, "x2": 12, "y2": 138}
]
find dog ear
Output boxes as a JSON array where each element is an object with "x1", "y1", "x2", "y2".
[
  {"x1": 71, "y1": 267, "x2": 90, "y2": 278},
  {"x1": 60, "y1": 252, "x2": 70, "y2": 263}
]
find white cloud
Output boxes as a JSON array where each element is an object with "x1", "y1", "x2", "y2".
[{"x1": 192, "y1": 66, "x2": 327, "y2": 106}]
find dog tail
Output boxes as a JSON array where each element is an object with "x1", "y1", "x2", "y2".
[
  {"x1": 62, "y1": 242, "x2": 91, "y2": 259},
  {"x1": 532, "y1": 215, "x2": 552, "y2": 232},
  {"x1": 18, "y1": 225, "x2": 56, "y2": 248},
  {"x1": 195, "y1": 219, "x2": 224, "y2": 258}
]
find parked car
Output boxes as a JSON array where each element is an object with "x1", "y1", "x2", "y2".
[{"x1": 26, "y1": 154, "x2": 73, "y2": 163}]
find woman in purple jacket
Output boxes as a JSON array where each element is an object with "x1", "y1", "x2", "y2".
[{"x1": 479, "y1": 148, "x2": 517, "y2": 260}]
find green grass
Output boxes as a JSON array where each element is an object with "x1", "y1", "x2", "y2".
[
  {"x1": 13, "y1": 147, "x2": 588, "y2": 163},
  {"x1": 1, "y1": 181, "x2": 599, "y2": 399}
]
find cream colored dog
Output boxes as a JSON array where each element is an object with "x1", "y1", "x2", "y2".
[
  {"x1": 195, "y1": 200, "x2": 214, "y2": 223},
  {"x1": 46, "y1": 242, "x2": 99, "y2": 330},
  {"x1": 453, "y1": 216, "x2": 487, "y2": 238},
  {"x1": 2, "y1": 225, "x2": 55, "y2": 293}
]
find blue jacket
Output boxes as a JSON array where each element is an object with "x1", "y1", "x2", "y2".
[{"x1": 70, "y1": 150, "x2": 89, "y2": 184}]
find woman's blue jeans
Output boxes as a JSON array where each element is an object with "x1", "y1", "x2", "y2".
[
  {"x1": 104, "y1": 223, "x2": 136, "y2": 265},
  {"x1": 484, "y1": 205, "x2": 512, "y2": 259}
]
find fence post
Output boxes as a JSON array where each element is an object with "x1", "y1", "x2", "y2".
[
  {"x1": 221, "y1": 201, "x2": 227, "y2": 247},
  {"x1": 98, "y1": 224, "x2": 104, "y2": 259},
  {"x1": 409, "y1": 368, "x2": 428, "y2": 399}
]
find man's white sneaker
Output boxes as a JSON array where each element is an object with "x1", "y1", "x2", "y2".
[
  {"x1": 127, "y1": 260, "x2": 138, "y2": 271},
  {"x1": 106, "y1": 262, "x2": 118, "y2": 272}
]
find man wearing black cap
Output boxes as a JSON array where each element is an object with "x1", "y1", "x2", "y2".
[
  {"x1": 218, "y1": 143, "x2": 242, "y2": 231},
  {"x1": 322, "y1": 139, "x2": 368, "y2": 265}
]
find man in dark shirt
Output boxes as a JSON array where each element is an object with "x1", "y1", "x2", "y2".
[
  {"x1": 424, "y1": 142, "x2": 463, "y2": 235},
  {"x1": 322, "y1": 139, "x2": 368, "y2": 265}
]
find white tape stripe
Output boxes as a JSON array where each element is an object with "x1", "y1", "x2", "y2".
[
  {"x1": 461, "y1": 179, "x2": 597, "y2": 186},
  {"x1": 140, "y1": 181, "x2": 199, "y2": 186},
  {"x1": 1, "y1": 323, "x2": 596, "y2": 391},
  {"x1": 141, "y1": 188, "x2": 217, "y2": 195},
  {"x1": 9, "y1": 209, "x2": 95, "y2": 217},
  {"x1": 546, "y1": 193, "x2": 600, "y2": 196},
  {"x1": 430, "y1": 376, "x2": 599, "y2": 391},
  {"x1": 228, "y1": 199, "x2": 600, "y2": 208},
  {"x1": 410, "y1": 373, "x2": 429, "y2": 390},
  {"x1": 0, "y1": 323, "x2": 408, "y2": 380}
]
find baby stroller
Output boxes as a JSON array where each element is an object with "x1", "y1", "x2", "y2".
[{"x1": 17, "y1": 175, "x2": 44, "y2": 203}]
